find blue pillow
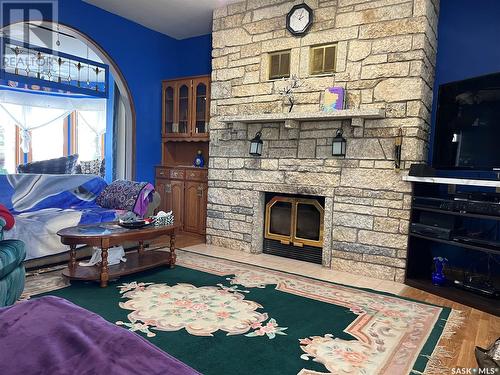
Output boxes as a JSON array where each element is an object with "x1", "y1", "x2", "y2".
[{"x1": 17, "y1": 154, "x2": 79, "y2": 174}]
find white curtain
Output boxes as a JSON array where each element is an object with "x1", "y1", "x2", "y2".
[
  {"x1": 0, "y1": 104, "x2": 70, "y2": 152},
  {"x1": 77, "y1": 111, "x2": 106, "y2": 160},
  {"x1": 0, "y1": 87, "x2": 106, "y2": 153}
]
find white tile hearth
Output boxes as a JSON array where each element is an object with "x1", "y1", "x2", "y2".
[{"x1": 178, "y1": 244, "x2": 405, "y2": 295}]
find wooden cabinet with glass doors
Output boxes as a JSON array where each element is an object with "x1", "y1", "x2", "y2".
[
  {"x1": 157, "y1": 75, "x2": 210, "y2": 237},
  {"x1": 162, "y1": 76, "x2": 210, "y2": 141}
]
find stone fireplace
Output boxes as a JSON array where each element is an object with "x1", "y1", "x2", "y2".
[{"x1": 207, "y1": 0, "x2": 439, "y2": 282}]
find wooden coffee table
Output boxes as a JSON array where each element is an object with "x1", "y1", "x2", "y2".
[{"x1": 57, "y1": 222, "x2": 180, "y2": 287}]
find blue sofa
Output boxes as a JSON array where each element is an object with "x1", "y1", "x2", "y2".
[
  {"x1": 0, "y1": 174, "x2": 159, "y2": 264},
  {"x1": 0, "y1": 218, "x2": 25, "y2": 307}
]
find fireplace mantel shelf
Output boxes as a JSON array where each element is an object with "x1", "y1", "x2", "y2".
[{"x1": 219, "y1": 108, "x2": 385, "y2": 128}]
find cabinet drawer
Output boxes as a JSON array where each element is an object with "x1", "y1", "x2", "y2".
[
  {"x1": 156, "y1": 167, "x2": 168, "y2": 178},
  {"x1": 186, "y1": 169, "x2": 207, "y2": 181},
  {"x1": 169, "y1": 168, "x2": 185, "y2": 180},
  {"x1": 156, "y1": 168, "x2": 184, "y2": 179}
]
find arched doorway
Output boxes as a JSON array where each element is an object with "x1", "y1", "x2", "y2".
[{"x1": 0, "y1": 21, "x2": 135, "y2": 180}]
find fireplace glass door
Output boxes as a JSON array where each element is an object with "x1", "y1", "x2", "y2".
[
  {"x1": 265, "y1": 196, "x2": 324, "y2": 248},
  {"x1": 296, "y1": 202, "x2": 322, "y2": 242},
  {"x1": 269, "y1": 200, "x2": 292, "y2": 237}
]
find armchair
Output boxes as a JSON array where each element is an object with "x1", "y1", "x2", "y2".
[{"x1": 0, "y1": 218, "x2": 26, "y2": 307}]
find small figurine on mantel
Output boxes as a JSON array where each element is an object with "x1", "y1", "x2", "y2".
[
  {"x1": 193, "y1": 150, "x2": 205, "y2": 168},
  {"x1": 275, "y1": 75, "x2": 303, "y2": 113}
]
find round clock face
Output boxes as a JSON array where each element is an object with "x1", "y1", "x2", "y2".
[{"x1": 287, "y1": 4, "x2": 313, "y2": 36}]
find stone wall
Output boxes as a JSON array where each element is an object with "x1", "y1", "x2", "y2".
[{"x1": 207, "y1": 0, "x2": 439, "y2": 282}]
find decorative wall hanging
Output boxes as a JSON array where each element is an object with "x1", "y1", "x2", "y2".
[
  {"x1": 1, "y1": 38, "x2": 109, "y2": 98},
  {"x1": 276, "y1": 75, "x2": 303, "y2": 113},
  {"x1": 321, "y1": 87, "x2": 345, "y2": 112}
]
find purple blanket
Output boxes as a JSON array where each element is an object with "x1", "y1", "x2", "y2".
[{"x1": 0, "y1": 296, "x2": 200, "y2": 375}]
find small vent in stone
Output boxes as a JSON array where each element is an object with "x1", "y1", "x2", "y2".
[
  {"x1": 310, "y1": 43, "x2": 337, "y2": 75},
  {"x1": 269, "y1": 50, "x2": 291, "y2": 80}
]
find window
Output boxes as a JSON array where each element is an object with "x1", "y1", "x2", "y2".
[
  {"x1": 310, "y1": 44, "x2": 337, "y2": 75},
  {"x1": 30, "y1": 108, "x2": 66, "y2": 162},
  {"x1": 0, "y1": 105, "x2": 106, "y2": 174},
  {"x1": 0, "y1": 104, "x2": 68, "y2": 173},
  {"x1": 269, "y1": 50, "x2": 291, "y2": 79}
]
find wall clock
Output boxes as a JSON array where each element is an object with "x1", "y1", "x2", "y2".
[{"x1": 286, "y1": 4, "x2": 313, "y2": 37}]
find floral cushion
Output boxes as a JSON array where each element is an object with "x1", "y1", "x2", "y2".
[
  {"x1": 75, "y1": 159, "x2": 105, "y2": 177},
  {"x1": 17, "y1": 154, "x2": 79, "y2": 174}
]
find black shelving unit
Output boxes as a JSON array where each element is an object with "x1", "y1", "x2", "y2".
[
  {"x1": 409, "y1": 233, "x2": 500, "y2": 256},
  {"x1": 413, "y1": 204, "x2": 500, "y2": 221},
  {"x1": 406, "y1": 178, "x2": 500, "y2": 316}
]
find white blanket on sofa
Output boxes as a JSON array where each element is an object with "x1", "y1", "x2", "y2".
[{"x1": 4, "y1": 208, "x2": 82, "y2": 260}]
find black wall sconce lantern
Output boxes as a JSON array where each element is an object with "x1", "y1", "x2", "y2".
[
  {"x1": 249, "y1": 131, "x2": 263, "y2": 156},
  {"x1": 332, "y1": 129, "x2": 346, "y2": 157},
  {"x1": 394, "y1": 127, "x2": 403, "y2": 170}
]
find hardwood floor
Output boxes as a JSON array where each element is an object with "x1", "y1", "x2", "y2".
[
  {"x1": 401, "y1": 286, "x2": 499, "y2": 370},
  {"x1": 175, "y1": 231, "x2": 206, "y2": 248},
  {"x1": 151, "y1": 230, "x2": 205, "y2": 249}
]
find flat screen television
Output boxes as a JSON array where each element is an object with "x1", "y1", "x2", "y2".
[{"x1": 433, "y1": 72, "x2": 500, "y2": 170}]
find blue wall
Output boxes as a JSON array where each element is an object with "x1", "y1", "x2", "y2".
[
  {"x1": 430, "y1": 0, "x2": 500, "y2": 166},
  {"x1": 2, "y1": 0, "x2": 212, "y2": 183},
  {"x1": 176, "y1": 34, "x2": 213, "y2": 77},
  {"x1": 59, "y1": 0, "x2": 212, "y2": 183}
]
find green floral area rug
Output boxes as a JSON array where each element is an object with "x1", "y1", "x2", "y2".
[{"x1": 33, "y1": 252, "x2": 460, "y2": 375}]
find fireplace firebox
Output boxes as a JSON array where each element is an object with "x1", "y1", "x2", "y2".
[{"x1": 263, "y1": 193, "x2": 324, "y2": 264}]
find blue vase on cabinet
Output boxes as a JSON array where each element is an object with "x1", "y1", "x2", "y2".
[{"x1": 193, "y1": 150, "x2": 205, "y2": 168}]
